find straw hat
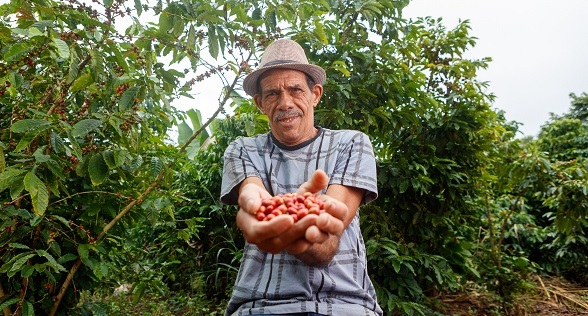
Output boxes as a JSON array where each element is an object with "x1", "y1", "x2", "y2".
[{"x1": 242, "y1": 39, "x2": 326, "y2": 96}]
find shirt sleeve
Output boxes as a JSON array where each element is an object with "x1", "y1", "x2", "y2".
[
  {"x1": 220, "y1": 139, "x2": 261, "y2": 205},
  {"x1": 330, "y1": 131, "x2": 378, "y2": 206}
]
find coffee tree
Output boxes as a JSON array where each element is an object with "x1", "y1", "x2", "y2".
[{"x1": 0, "y1": 0, "x2": 254, "y2": 313}]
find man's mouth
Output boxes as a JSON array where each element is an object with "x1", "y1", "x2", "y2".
[
  {"x1": 278, "y1": 116, "x2": 299, "y2": 123},
  {"x1": 274, "y1": 110, "x2": 303, "y2": 123}
]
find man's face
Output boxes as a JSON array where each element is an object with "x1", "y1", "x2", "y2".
[{"x1": 254, "y1": 69, "x2": 323, "y2": 146}]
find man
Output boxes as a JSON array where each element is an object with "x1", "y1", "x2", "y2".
[{"x1": 221, "y1": 38, "x2": 383, "y2": 316}]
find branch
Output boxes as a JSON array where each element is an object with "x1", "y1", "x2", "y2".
[
  {"x1": 47, "y1": 53, "x2": 92, "y2": 116},
  {"x1": 179, "y1": 51, "x2": 252, "y2": 154},
  {"x1": 497, "y1": 193, "x2": 524, "y2": 257},
  {"x1": 0, "y1": 283, "x2": 11, "y2": 316}
]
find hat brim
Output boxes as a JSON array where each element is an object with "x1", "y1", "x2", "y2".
[{"x1": 242, "y1": 63, "x2": 326, "y2": 96}]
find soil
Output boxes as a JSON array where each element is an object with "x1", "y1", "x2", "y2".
[{"x1": 437, "y1": 276, "x2": 588, "y2": 316}]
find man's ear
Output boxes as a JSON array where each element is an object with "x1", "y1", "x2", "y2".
[
  {"x1": 253, "y1": 94, "x2": 264, "y2": 113},
  {"x1": 312, "y1": 84, "x2": 323, "y2": 107}
]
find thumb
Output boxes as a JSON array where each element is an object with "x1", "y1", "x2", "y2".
[{"x1": 297, "y1": 170, "x2": 329, "y2": 194}]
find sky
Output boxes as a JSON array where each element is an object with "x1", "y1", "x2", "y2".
[{"x1": 402, "y1": 0, "x2": 588, "y2": 137}]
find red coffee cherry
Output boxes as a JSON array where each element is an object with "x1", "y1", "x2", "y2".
[{"x1": 256, "y1": 193, "x2": 325, "y2": 222}]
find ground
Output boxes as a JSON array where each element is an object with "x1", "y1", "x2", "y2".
[{"x1": 438, "y1": 276, "x2": 588, "y2": 315}]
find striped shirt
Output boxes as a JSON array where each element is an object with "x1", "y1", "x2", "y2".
[{"x1": 221, "y1": 127, "x2": 383, "y2": 316}]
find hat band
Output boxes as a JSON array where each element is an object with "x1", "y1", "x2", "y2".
[{"x1": 263, "y1": 59, "x2": 301, "y2": 67}]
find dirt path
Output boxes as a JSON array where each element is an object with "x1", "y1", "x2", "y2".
[{"x1": 437, "y1": 276, "x2": 588, "y2": 315}]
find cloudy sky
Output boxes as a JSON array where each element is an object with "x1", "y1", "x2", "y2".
[{"x1": 402, "y1": 0, "x2": 588, "y2": 137}]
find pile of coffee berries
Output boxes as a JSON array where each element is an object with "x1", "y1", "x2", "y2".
[{"x1": 256, "y1": 192, "x2": 325, "y2": 222}]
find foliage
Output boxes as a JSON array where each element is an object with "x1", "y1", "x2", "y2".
[
  {"x1": 234, "y1": 3, "x2": 501, "y2": 312},
  {"x1": 309, "y1": 9, "x2": 501, "y2": 314},
  {"x1": 474, "y1": 101, "x2": 588, "y2": 309},
  {"x1": 2, "y1": 0, "x2": 587, "y2": 314},
  {"x1": 75, "y1": 290, "x2": 225, "y2": 316},
  {"x1": 154, "y1": 117, "x2": 246, "y2": 301},
  {"x1": 0, "y1": 0, "x2": 235, "y2": 313}
]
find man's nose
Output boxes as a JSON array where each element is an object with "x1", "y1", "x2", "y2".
[{"x1": 276, "y1": 91, "x2": 294, "y2": 109}]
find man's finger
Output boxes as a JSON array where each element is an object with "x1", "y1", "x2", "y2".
[
  {"x1": 315, "y1": 213, "x2": 345, "y2": 236},
  {"x1": 285, "y1": 238, "x2": 312, "y2": 255},
  {"x1": 305, "y1": 225, "x2": 329, "y2": 243},
  {"x1": 296, "y1": 169, "x2": 329, "y2": 194},
  {"x1": 319, "y1": 196, "x2": 347, "y2": 222}
]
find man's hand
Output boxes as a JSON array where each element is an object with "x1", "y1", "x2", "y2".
[
  {"x1": 235, "y1": 170, "x2": 364, "y2": 267},
  {"x1": 236, "y1": 179, "x2": 321, "y2": 254}
]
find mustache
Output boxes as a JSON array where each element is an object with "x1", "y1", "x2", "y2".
[{"x1": 273, "y1": 110, "x2": 303, "y2": 122}]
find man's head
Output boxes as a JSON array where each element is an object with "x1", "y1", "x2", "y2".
[
  {"x1": 243, "y1": 39, "x2": 326, "y2": 147},
  {"x1": 242, "y1": 39, "x2": 326, "y2": 97}
]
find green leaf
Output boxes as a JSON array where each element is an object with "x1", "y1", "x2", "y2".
[
  {"x1": 9, "y1": 243, "x2": 31, "y2": 250},
  {"x1": 24, "y1": 172, "x2": 49, "y2": 216},
  {"x1": 78, "y1": 244, "x2": 94, "y2": 268},
  {"x1": 92, "y1": 261, "x2": 109, "y2": 279},
  {"x1": 150, "y1": 156, "x2": 163, "y2": 179},
  {"x1": 4, "y1": 43, "x2": 30, "y2": 62},
  {"x1": 313, "y1": 18, "x2": 329, "y2": 45},
  {"x1": 187, "y1": 108, "x2": 210, "y2": 143},
  {"x1": 21, "y1": 265, "x2": 35, "y2": 278},
  {"x1": 11, "y1": 119, "x2": 52, "y2": 133},
  {"x1": 177, "y1": 121, "x2": 193, "y2": 146},
  {"x1": 119, "y1": 86, "x2": 140, "y2": 111},
  {"x1": 10, "y1": 176, "x2": 25, "y2": 200},
  {"x1": 252, "y1": 7, "x2": 262, "y2": 20},
  {"x1": 67, "y1": 53, "x2": 80, "y2": 84},
  {"x1": 172, "y1": 17, "x2": 184, "y2": 38},
  {"x1": 158, "y1": 11, "x2": 172, "y2": 35},
  {"x1": 130, "y1": 155, "x2": 143, "y2": 172},
  {"x1": 21, "y1": 300, "x2": 34, "y2": 316},
  {"x1": 9, "y1": 253, "x2": 36, "y2": 273},
  {"x1": 1, "y1": 252, "x2": 32, "y2": 273},
  {"x1": 53, "y1": 38, "x2": 70, "y2": 59},
  {"x1": 0, "y1": 298, "x2": 21, "y2": 311},
  {"x1": 134, "y1": 0, "x2": 142, "y2": 16},
  {"x1": 102, "y1": 150, "x2": 116, "y2": 168},
  {"x1": 90, "y1": 49, "x2": 105, "y2": 82},
  {"x1": 207, "y1": 25, "x2": 219, "y2": 59},
  {"x1": 30, "y1": 215, "x2": 43, "y2": 227},
  {"x1": 106, "y1": 40, "x2": 129, "y2": 73},
  {"x1": 57, "y1": 253, "x2": 78, "y2": 264},
  {"x1": 14, "y1": 124, "x2": 53, "y2": 152},
  {"x1": 33, "y1": 146, "x2": 50, "y2": 163},
  {"x1": 0, "y1": 168, "x2": 24, "y2": 192},
  {"x1": 265, "y1": 9, "x2": 277, "y2": 32},
  {"x1": 0, "y1": 147, "x2": 5, "y2": 173},
  {"x1": 50, "y1": 132, "x2": 70, "y2": 156},
  {"x1": 132, "y1": 282, "x2": 146, "y2": 306},
  {"x1": 88, "y1": 154, "x2": 109, "y2": 185},
  {"x1": 392, "y1": 260, "x2": 401, "y2": 273},
  {"x1": 114, "y1": 149, "x2": 129, "y2": 167},
  {"x1": 72, "y1": 119, "x2": 102, "y2": 137},
  {"x1": 70, "y1": 73, "x2": 93, "y2": 93},
  {"x1": 36, "y1": 249, "x2": 67, "y2": 272},
  {"x1": 187, "y1": 25, "x2": 196, "y2": 48}
]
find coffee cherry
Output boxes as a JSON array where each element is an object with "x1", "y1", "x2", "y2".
[{"x1": 256, "y1": 193, "x2": 325, "y2": 222}]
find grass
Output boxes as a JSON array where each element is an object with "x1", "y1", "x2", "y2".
[{"x1": 77, "y1": 289, "x2": 227, "y2": 316}]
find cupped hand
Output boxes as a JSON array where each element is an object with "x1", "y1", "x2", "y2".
[
  {"x1": 295, "y1": 170, "x2": 348, "y2": 244},
  {"x1": 237, "y1": 181, "x2": 319, "y2": 254}
]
